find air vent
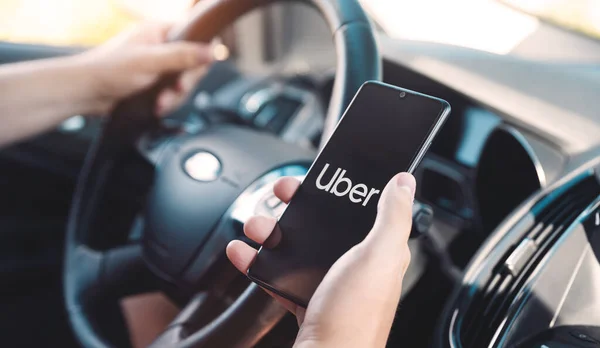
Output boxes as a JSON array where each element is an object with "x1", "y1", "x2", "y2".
[{"x1": 460, "y1": 174, "x2": 600, "y2": 348}]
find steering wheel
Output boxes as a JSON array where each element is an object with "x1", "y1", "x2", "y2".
[{"x1": 64, "y1": 0, "x2": 380, "y2": 347}]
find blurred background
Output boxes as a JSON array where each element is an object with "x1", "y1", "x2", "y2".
[{"x1": 0, "y1": 0, "x2": 598, "y2": 56}]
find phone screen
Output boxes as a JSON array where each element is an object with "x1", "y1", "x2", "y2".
[{"x1": 247, "y1": 82, "x2": 450, "y2": 306}]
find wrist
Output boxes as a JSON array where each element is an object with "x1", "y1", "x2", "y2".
[{"x1": 65, "y1": 52, "x2": 114, "y2": 116}]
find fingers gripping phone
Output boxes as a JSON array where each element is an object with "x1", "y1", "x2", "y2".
[{"x1": 247, "y1": 81, "x2": 451, "y2": 307}]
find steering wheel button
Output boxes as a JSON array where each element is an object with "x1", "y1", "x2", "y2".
[
  {"x1": 569, "y1": 331, "x2": 600, "y2": 344},
  {"x1": 272, "y1": 202, "x2": 287, "y2": 218},
  {"x1": 265, "y1": 195, "x2": 281, "y2": 209},
  {"x1": 254, "y1": 104, "x2": 278, "y2": 127},
  {"x1": 183, "y1": 151, "x2": 222, "y2": 182}
]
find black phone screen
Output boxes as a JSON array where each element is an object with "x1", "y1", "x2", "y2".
[{"x1": 247, "y1": 82, "x2": 450, "y2": 306}]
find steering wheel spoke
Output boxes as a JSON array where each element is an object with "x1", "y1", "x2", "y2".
[
  {"x1": 100, "y1": 244, "x2": 158, "y2": 298},
  {"x1": 150, "y1": 284, "x2": 287, "y2": 348},
  {"x1": 68, "y1": 244, "x2": 158, "y2": 304},
  {"x1": 135, "y1": 124, "x2": 181, "y2": 167}
]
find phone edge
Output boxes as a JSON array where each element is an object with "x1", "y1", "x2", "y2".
[
  {"x1": 247, "y1": 271, "x2": 310, "y2": 308},
  {"x1": 407, "y1": 99, "x2": 451, "y2": 174}
]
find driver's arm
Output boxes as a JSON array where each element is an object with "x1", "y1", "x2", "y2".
[{"x1": 0, "y1": 22, "x2": 213, "y2": 147}]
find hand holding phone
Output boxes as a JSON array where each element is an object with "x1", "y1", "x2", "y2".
[
  {"x1": 227, "y1": 81, "x2": 449, "y2": 344},
  {"x1": 227, "y1": 172, "x2": 416, "y2": 344}
]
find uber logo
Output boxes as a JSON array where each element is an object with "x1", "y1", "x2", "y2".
[{"x1": 315, "y1": 163, "x2": 381, "y2": 206}]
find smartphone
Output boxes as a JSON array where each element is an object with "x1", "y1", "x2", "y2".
[{"x1": 247, "y1": 81, "x2": 451, "y2": 307}]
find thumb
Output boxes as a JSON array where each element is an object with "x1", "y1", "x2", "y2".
[
  {"x1": 364, "y1": 173, "x2": 416, "y2": 250},
  {"x1": 141, "y1": 42, "x2": 214, "y2": 74}
]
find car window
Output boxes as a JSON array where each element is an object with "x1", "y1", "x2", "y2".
[
  {"x1": 0, "y1": 0, "x2": 194, "y2": 46},
  {"x1": 501, "y1": 0, "x2": 600, "y2": 40}
]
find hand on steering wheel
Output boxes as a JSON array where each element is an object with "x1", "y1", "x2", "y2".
[
  {"x1": 227, "y1": 172, "x2": 415, "y2": 347},
  {"x1": 77, "y1": 22, "x2": 214, "y2": 116}
]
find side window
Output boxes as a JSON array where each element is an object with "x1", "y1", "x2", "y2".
[{"x1": 0, "y1": 0, "x2": 194, "y2": 46}]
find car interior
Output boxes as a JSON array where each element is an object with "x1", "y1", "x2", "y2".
[{"x1": 1, "y1": 0, "x2": 600, "y2": 347}]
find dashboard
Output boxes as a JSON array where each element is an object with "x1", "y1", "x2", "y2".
[
  {"x1": 2, "y1": 53, "x2": 560, "y2": 237},
  {"x1": 0, "y1": 54, "x2": 557, "y2": 271}
]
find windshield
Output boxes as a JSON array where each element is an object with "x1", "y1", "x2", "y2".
[
  {"x1": 0, "y1": 0, "x2": 193, "y2": 46},
  {"x1": 362, "y1": 0, "x2": 600, "y2": 54},
  {"x1": 501, "y1": 0, "x2": 600, "y2": 39},
  {"x1": 1, "y1": 0, "x2": 598, "y2": 51}
]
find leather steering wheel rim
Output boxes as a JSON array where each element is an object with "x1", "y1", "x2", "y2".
[{"x1": 64, "y1": 0, "x2": 381, "y2": 347}]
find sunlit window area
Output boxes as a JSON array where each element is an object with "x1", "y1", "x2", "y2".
[
  {"x1": 361, "y1": 0, "x2": 540, "y2": 55},
  {"x1": 362, "y1": 0, "x2": 600, "y2": 54},
  {"x1": 502, "y1": 0, "x2": 600, "y2": 40},
  {"x1": 0, "y1": 0, "x2": 194, "y2": 46}
]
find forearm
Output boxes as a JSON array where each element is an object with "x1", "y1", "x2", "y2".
[{"x1": 0, "y1": 55, "x2": 105, "y2": 147}]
